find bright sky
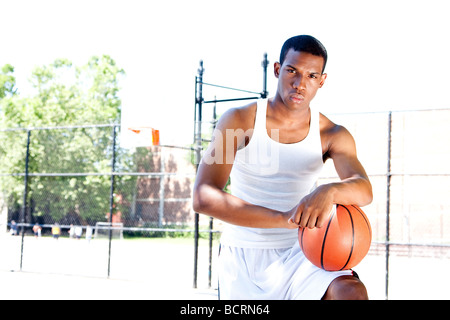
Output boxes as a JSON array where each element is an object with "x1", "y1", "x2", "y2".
[{"x1": 1, "y1": 0, "x2": 449, "y2": 145}]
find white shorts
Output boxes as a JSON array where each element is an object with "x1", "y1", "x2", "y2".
[{"x1": 218, "y1": 241, "x2": 353, "y2": 300}]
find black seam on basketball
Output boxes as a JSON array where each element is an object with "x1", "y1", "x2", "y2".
[
  {"x1": 321, "y1": 205, "x2": 337, "y2": 270},
  {"x1": 352, "y1": 205, "x2": 372, "y2": 239},
  {"x1": 339, "y1": 205, "x2": 354, "y2": 271}
]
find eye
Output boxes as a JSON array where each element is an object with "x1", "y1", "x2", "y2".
[
  {"x1": 287, "y1": 68, "x2": 296, "y2": 74},
  {"x1": 309, "y1": 74, "x2": 318, "y2": 79}
]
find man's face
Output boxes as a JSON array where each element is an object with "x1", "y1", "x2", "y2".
[{"x1": 274, "y1": 49, "x2": 327, "y2": 109}]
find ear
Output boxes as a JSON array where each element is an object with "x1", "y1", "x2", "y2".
[
  {"x1": 319, "y1": 73, "x2": 327, "y2": 88},
  {"x1": 274, "y1": 62, "x2": 281, "y2": 78}
]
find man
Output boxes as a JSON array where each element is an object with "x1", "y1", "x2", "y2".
[
  {"x1": 52, "y1": 223, "x2": 61, "y2": 240},
  {"x1": 10, "y1": 220, "x2": 18, "y2": 236},
  {"x1": 193, "y1": 35, "x2": 372, "y2": 300},
  {"x1": 33, "y1": 223, "x2": 42, "y2": 238}
]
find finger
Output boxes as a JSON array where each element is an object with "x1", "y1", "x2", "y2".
[
  {"x1": 302, "y1": 207, "x2": 320, "y2": 229},
  {"x1": 288, "y1": 203, "x2": 303, "y2": 226},
  {"x1": 288, "y1": 218, "x2": 300, "y2": 229},
  {"x1": 299, "y1": 210, "x2": 310, "y2": 229},
  {"x1": 316, "y1": 205, "x2": 334, "y2": 228},
  {"x1": 307, "y1": 215, "x2": 318, "y2": 229},
  {"x1": 288, "y1": 209, "x2": 302, "y2": 226},
  {"x1": 316, "y1": 213, "x2": 328, "y2": 228}
]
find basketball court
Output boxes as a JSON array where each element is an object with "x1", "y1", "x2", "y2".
[
  {"x1": 1, "y1": 2, "x2": 449, "y2": 301},
  {"x1": 1, "y1": 233, "x2": 449, "y2": 300},
  {"x1": 0, "y1": 235, "x2": 219, "y2": 300},
  {"x1": 0, "y1": 270, "x2": 218, "y2": 300}
]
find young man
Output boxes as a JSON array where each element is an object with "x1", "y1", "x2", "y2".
[{"x1": 193, "y1": 35, "x2": 373, "y2": 300}]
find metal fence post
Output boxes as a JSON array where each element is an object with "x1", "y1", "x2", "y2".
[
  {"x1": 385, "y1": 111, "x2": 392, "y2": 300},
  {"x1": 19, "y1": 130, "x2": 31, "y2": 271},
  {"x1": 107, "y1": 125, "x2": 117, "y2": 278},
  {"x1": 193, "y1": 60, "x2": 204, "y2": 289},
  {"x1": 158, "y1": 150, "x2": 165, "y2": 227},
  {"x1": 261, "y1": 53, "x2": 269, "y2": 98}
]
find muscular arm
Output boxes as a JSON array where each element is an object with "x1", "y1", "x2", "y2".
[
  {"x1": 193, "y1": 106, "x2": 289, "y2": 228},
  {"x1": 323, "y1": 124, "x2": 373, "y2": 205},
  {"x1": 288, "y1": 121, "x2": 373, "y2": 229}
]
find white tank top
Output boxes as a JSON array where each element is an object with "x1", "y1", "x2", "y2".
[{"x1": 220, "y1": 99, "x2": 324, "y2": 248}]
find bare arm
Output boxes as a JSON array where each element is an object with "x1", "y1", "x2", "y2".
[
  {"x1": 288, "y1": 124, "x2": 373, "y2": 229},
  {"x1": 192, "y1": 106, "x2": 289, "y2": 228}
]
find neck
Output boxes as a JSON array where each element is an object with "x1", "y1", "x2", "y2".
[{"x1": 269, "y1": 95, "x2": 311, "y2": 126}]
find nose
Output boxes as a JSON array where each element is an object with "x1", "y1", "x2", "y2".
[{"x1": 293, "y1": 75, "x2": 306, "y2": 91}]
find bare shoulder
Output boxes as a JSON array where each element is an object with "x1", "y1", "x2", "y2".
[
  {"x1": 319, "y1": 113, "x2": 352, "y2": 137},
  {"x1": 213, "y1": 102, "x2": 257, "y2": 150},
  {"x1": 319, "y1": 113, "x2": 357, "y2": 157},
  {"x1": 216, "y1": 101, "x2": 257, "y2": 132}
]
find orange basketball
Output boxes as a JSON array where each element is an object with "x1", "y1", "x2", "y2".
[{"x1": 299, "y1": 204, "x2": 372, "y2": 271}]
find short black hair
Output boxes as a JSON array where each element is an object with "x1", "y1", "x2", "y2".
[{"x1": 279, "y1": 35, "x2": 327, "y2": 73}]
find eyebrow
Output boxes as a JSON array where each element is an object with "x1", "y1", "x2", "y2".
[{"x1": 286, "y1": 65, "x2": 321, "y2": 75}]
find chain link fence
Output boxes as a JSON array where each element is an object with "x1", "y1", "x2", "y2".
[
  {"x1": 0, "y1": 124, "x2": 220, "y2": 286},
  {"x1": 0, "y1": 124, "x2": 199, "y2": 234},
  {"x1": 319, "y1": 109, "x2": 450, "y2": 252},
  {"x1": 1, "y1": 109, "x2": 450, "y2": 297},
  {"x1": 318, "y1": 109, "x2": 450, "y2": 298}
]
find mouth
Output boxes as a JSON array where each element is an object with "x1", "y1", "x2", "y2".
[{"x1": 290, "y1": 93, "x2": 305, "y2": 104}]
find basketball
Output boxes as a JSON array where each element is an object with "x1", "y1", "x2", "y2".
[{"x1": 299, "y1": 204, "x2": 372, "y2": 271}]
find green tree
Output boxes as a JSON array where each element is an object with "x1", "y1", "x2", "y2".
[
  {"x1": 1, "y1": 56, "x2": 123, "y2": 128},
  {"x1": 0, "y1": 56, "x2": 131, "y2": 225},
  {"x1": 0, "y1": 64, "x2": 17, "y2": 100}
]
